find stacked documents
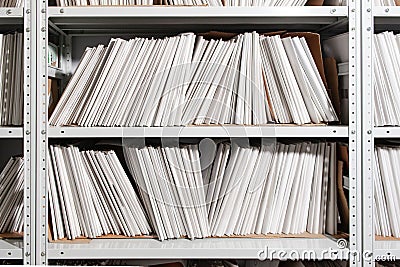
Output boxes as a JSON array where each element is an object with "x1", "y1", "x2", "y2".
[
  {"x1": 50, "y1": 32, "x2": 337, "y2": 127},
  {"x1": 0, "y1": 0, "x2": 23, "y2": 7},
  {"x1": 0, "y1": 157, "x2": 24, "y2": 234},
  {"x1": 0, "y1": 33, "x2": 24, "y2": 126},
  {"x1": 374, "y1": 31, "x2": 400, "y2": 126},
  {"x1": 125, "y1": 140, "x2": 338, "y2": 241},
  {"x1": 374, "y1": 145, "x2": 400, "y2": 237},
  {"x1": 55, "y1": 0, "x2": 308, "y2": 6},
  {"x1": 48, "y1": 145, "x2": 151, "y2": 240}
]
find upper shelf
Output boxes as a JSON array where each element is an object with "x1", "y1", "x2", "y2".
[
  {"x1": 48, "y1": 125, "x2": 348, "y2": 138},
  {"x1": 374, "y1": 127, "x2": 400, "y2": 138},
  {"x1": 47, "y1": 6, "x2": 348, "y2": 35},
  {"x1": 374, "y1": 6, "x2": 400, "y2": 30},
  {"x1": 0, "y1": 7, "x2": 23, "y2": 27},
  {"x1": 0, "y1": 127, "x2": 23, "y2": 138}
]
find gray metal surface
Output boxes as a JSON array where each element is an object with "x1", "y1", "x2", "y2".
[
  {"x1": 48, "y1": 126, "x2": 349, "y2": 138},
  {"x1": 0, "y1": 239, "x2": 23, "y2": 259},
  {"x1": 48, "y1": 238, "x2": 348, "y2": 260}
]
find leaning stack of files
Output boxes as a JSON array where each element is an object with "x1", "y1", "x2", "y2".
[
  {"x1": 223, "y1": 0, "x2": 308, "y2": 5},
  {"x1": 0, "y1": 157, "x2": 24, "y2": 234},
  {"x1": 0, "y1": 0, "x2": 23, "y2": 7},
  {"x1": 55, "y1": 0, "x2": 156, "y2": 5},
  {"x1": 374, "y1": 31, "x2": 400, "y2": 126},
  {"x1": 54, "y1": 0, "x2": 311, "y2": 6},
  {"x1": 47, "y1": 145, "x2": 152, "y2": 240},
  {"x1": 374, "y1": 145, "x2": 400, "y2": 238},
  {"x1": 374, "y1": 0, "x2": 400, "y2": 6},
  {"x1": 50, "y1": 31, "x2": 337, "y2": 127},
  {"x1": 0, "y1": 33, "x2": 24, "y2": 126},
  {"x1": 124, "y1": 141, "x2": 338, "y2": 241}
]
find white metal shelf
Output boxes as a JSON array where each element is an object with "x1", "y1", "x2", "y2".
[
  {"x1": 0, "y1": 127, "x2": 23, "y2": 138},
  {"x1": 48, "y1": 66, "x2": 65, "y2": 80},
  {"x1": 373, "y1": 6, "x2": 400, "y2": 30},
  {"x1": 0, "y1": 239, "x2": 23, "y2": 260},
  {"x1": 374, "y1": 6, "x2": 400, "y2": 18},
  {"x1": 47, "y1": 238, "x2": 348, "y2": 260},
  {"x1": 48, "y1": 125, "x2": 348, "y2": 138},
  {"x1": 47, "y1": 6, "x2": 348, "y2": 34},
  {"x1": 0, "y1": 7, "x2": 23, "y2": 18},
  {"x1": 375, "y1": 240, "x2": 400, "y2": 259},
  {"x1": 373, "y1": 127, "x2": 400, "y2": 138}
]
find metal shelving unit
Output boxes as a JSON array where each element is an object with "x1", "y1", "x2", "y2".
[
  {"x1": 0, "y1": 1, "x2": 34, "y2": 264},
  {"x1": 37, "y1": 1, "x2": 362, "y2": 265},
  {"x1": 370, "y1": 1, "x2": 400, "y2": 264}
]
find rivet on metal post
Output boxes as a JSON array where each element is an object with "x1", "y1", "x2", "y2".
[
  {"x1": 60, "y1": 8, "x2": 64, "y2": 13},
  {"x1": 367, "y1": 8, "x2": 371, "y2": 12},
  {"x1": 367, "y1": 27, "x2": 371, "y2": 31},
  {"x1": 26, "y1": 28, "x2": 30, "y2": 32},
  {"x1": 367, "y1": 130, "x2": 372, "y2": 134},
  {"x1": 6, "y1": 9, "x2": 12, "y2": 15},
  {"x1": 330, "y1": 8, "x2": 336, "y2": 14},
  {"x1": 25, "y1": 130, "x2": 30, "y2": 135},
  {"x1": 41, "y1": 27, "x2": 46, "y2": 32},
  {"x1": 26, "y1": 9, "x2": 30, "y2": 14},
  {"x1": 41, "y1": 252, "x2": 46, "y2": 257},
  {"x1": 351, "y1": 130, "x2": 356, "y2": 134},
  {"x1": 351, "y1": 8, "x2": 355, "y2": 12},
  {"x1": 25, "y1": 252, "x2": 30, "y2": 257},
  {"x1": 41, "y1": 130, "x2": 46, "y2": 135},
  {"x1": 385, "y1": 8, "x2": 390, "y2": 13}
]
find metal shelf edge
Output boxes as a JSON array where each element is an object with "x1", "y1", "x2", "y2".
[
  {"x1": 0, "y1": 7, "x2": 23, "y2": 18},
  {"x1": 48, "y1": 6, "x2": 348, "y2": 18},
  {"x1": 48, "y1": 126, "x2": 348, "y2": 138},
  {"x1": 0, "y1": 239, "x2": 23, "y2": 260},
  {"x1": 0, "y1": 127, "x2": 23, "y2": 138},
  {"x1": 374, "y1": 6, "x2": 400, "y2": 17},
  {"x1": 374, "y1": 127, "x2": 400, "y2": 138},
  {"x1": 47, "y1": 237, "x2": 348, "y2": 260}
]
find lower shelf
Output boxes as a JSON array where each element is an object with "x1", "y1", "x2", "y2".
[
  {"x1": 375, "y1": 240, "x2": 400, "y2": 260},
  {"x1": 0, "y1": 239, "x2": 23, "y2": 259},
  {"x1": 47, "y1": 237, "x2": 348, "y2": 260}
]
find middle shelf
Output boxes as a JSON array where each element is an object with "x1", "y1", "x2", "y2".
[{"x1": 48, "y1": 126, "x2": 349, "y2": 138}]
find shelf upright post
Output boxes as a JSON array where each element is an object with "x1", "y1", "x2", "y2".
[
  {"x1": 36, "y1": 0, "x2": 48, "y2": 264},
  {"x1": 23, "y1": 0, "x2": 34, "y2": 264},
  {"x1": 361, "y1": 0, "x2": 374, "y2": 266},
  {"x1": 347, "y1": 0, "x2": 363, "y2": 266}
]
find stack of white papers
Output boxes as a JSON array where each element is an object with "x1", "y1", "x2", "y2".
[
  {"x1": 125, "y1": 145, "x2": 209, "y2": 240},
  {"x1": 124, "y1": 140, "x2": 338, "y2": 240},
  {"x1": 54, "y1": 0, "x2": 308, "y2": 6},
  {"x1": 224, "y1": 0, "x2": 308, "y2": 6},
  {"x1": 0, "y1": 157, "x2": 24, "y2": 234},
  {"x1": 0, "y1": 33, "x2": 24, "y2": 126},
  {"x1": 48, "y1": 145, "x2": 152, "y2": 240},
  {"x1": 50, "y1": 32, "x2": 337, "y2": 126},
  {"x1": 374, "y1": 31, "x2": 400, "y2": 126},
  {"x1": 0, "y1": 0, "x2": 23, "y2": 7},
  {"x1": 56, "y1": 0, "x2": 154, "y2": 5},
  {"x1": 374, "y1": 0, "x2": 397, "y2": 5},
  {"x1": 374, "y1": 145, "x2": 400, "y2": 238}
]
